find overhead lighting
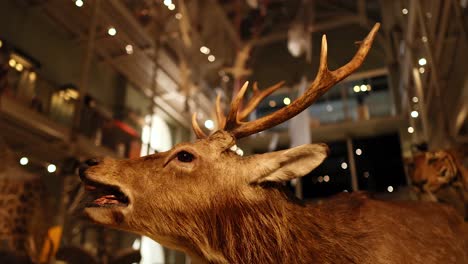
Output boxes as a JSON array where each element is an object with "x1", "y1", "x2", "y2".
[
  {"x1": 355, "y1": 148, "x2": 362, "y2": 156},
  {"x1": 418, "y1": 58, "x2": 427, "y2": 66},
  {"x1": 411, "y1": 110, "x2": 419, "y2": 118},
  {"x1": 402, "y1": 8, "x2": 408, "y2": 15},
  {"x1": 125, "y1": 44, "x2": 133, "y2": 54},
  {"x1": 387, "y1": 186, "x2": 394, "y2": 193},
  {"x1": 15, "y1": 63, "x2": 24, "y2": 72},
  {"x1": 168, "y1": 3, "x2": 176, "y2": 10},
  {"x1": 208, "y1": 55, "x2": 215, "y2": 62},
  {"x1": 8, "y1": 59, "x2": 16, "y2": 67},
  {"x1": 107, "y1": 27, "x2": 117, "y2": 36},
  {"x1": 323, "y1": 175, "x2": 330, "y2": 182},
  {"x1": 75, "y1": 0, "x2": 84, "y2": 7},
  {"x1": 353, "y1": 85, "x2": 360, "y2": 93},
  {"x1": 20, "y1": 157, "x2": 29, "y2": 166},
  {"x1": 200, "y1": 46, "x2": 210, "y2": 54},
  {"x1": 408, "y1": 126, "x2": 414, "y2": 134},
  {"x1": 341, "y1": 162, "x2": 348, "y2": 170},
  {"x1": 204, "y1": 119, "x2": 214, "y2": 130},
  {"x1": 269, "y1": 100, "x2": 276, "y2": 107},
  {"x1": 29, "y1": 72, "x2": 36, "y2": 82},
  {"x1": 419, "y1": 67, "x2": 425, "y2": 74},
  {"x1": 283, "y1": 97, "x2": 291, "y2": 105},
  {"x1": 47, "y1": 164, "x2": 57, "y2": 173},
  {"x1": 360, "y1": 84, "x2": 367, "y2": 92},
  {"x1": 175, "y1": 13, "x2": 182, "y2": 19},
  {"x1": 326, "y1": 104, "x2": 333, "y2": 112},
  {"x1": 412, "y1": 96, "x2": 419, "y2": 103}
]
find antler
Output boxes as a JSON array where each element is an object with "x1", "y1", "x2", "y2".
[
  {"x1": 192, "y1": 23, "x2": 380, "y2": 139},
  {"x1": 192, "y1": 81, "x2": 285, "y2": 138}
]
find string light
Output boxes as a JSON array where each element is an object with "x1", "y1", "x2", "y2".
[
  {"x1": 408, "y1": 126, "x2": 414, "y2": 134},
  {"x1": 360, "y1": 84, "x2": 367, "y2": 92},
  {"x1": 175, "y1": 13, "x2": 182, "y2": 19},
  {"x1": 200, "y1": 46, "x2": 210, "y2": 54},
  {"x1": 402, "y1": 8, "x2": 408, "y2": 15},
  {"x1": 168, "y1": 3, "x2": 175, "y2": 10},
  {"x1": 0, "y1": 39, "x2": 3, "y2": 48},
  {"x1": 125, "y1": 44, "x2": 133, "y2": 54},
  {"x1": 317, "y1": 176, "x2": 323, "y2": 183},
  {"x1": 208, "y1": 55, "x2": 215, "y2": 62},
  {"x1": 326, "y1": 104, "x2": 333, "y2": 112},
  {"x1": 412, "y1": 97, "x2": 419, "y2": 103},
  {"x1": 353, "y1": 85, "x2": 360, "y2": 93},
  {"x1": 323, "y1": 175, "x2": 330, "y2": 182},
  {"x1": 419, "y1": 67, "x2": 425, "y2": 74},
  {"x1": 341, "y1": 162, "x2": 348, "y2": 170},
  {"x1": 108, "y1": 27, "x2": 117, "y2": 36},
  {"x1": 418, "y1": 58, "x2": 427, "y2": 66},
  {"x1": 204, "y1": 120, "x2": 214, "y2": 130},
  {"x1": 47, "y1": 164, "x2": 57, "y2": 173},
  {"x1": 387, "y1": 186, "x2": 394, "y2": 193},
  {"x1": 355, "y1": 148, "x2": 362, "y2": 155},
  {"x1": 75, "y1": 0, "x2": 84, "y2": 7},
  {"x1": 269, "y1": 100, "x2": 276, "y2": 107},
  {"x1": 20, "y1": 157, "x2": 29, "y2": 166},
  {"x1": 411, "y1": 110, "x2": 419, "y2": 118},
  {"x1": 283, "y1": 97, "x2": 291, "y2": 105},
  {"x1": 421, "y1": 36, "x2": 428, "y2": 43}
]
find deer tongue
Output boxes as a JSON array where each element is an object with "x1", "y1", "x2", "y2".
[{"x1": 94, "y1": 195, "x2": 120, "y2": 205}]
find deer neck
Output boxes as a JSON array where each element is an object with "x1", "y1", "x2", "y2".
[{"x1": 168, "y1": 189, "x2": 327, "y2": 263}]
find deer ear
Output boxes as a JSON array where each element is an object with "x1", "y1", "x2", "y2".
[{"x1": 248, "y1": 144, "x2": 329, "y2": 183}]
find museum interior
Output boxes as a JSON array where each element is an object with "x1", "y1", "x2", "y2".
[{"x1": 0, "y1": 0, "x2": 467, "y2": 263}]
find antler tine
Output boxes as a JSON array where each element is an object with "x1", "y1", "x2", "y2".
[
  {"x1": 215, "y1": 92, "x2": 226, "y2": 129},
  {"x1": 224, "y1": 81, "x2": 249, "y2": 130},
  {"x1": 238, "y1": 81, "x2": 285, "y2": 121},
  {"x1": 230, "y1": 23, "x2": 380, "y2": 139},
  {"x1": 191, "y1": 112, "x2": 207, "y2": 138}
]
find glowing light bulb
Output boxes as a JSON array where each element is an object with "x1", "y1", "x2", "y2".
[
  {"x1": 408, "y1": 126, "x2": 414, "y2": 134},
  {"x1": 20, "y1": 157, "x2": 29, "y2": 166},
  {"x1": 125, "y1": 44, "x2": 133, "y2": 54},
  {"x1": 418, "y1": 58, "x2": 427, "y2": 66},
  {"x1": 411, "y1": 111, "x2": 419, "y2": 118},
  {"x1": 208, "y1": 55, "x2": 215, "y2": 62},
  {"x1": 108, "y1": 27, "x2": 117, "y2": 36},
  {"x1": 204, "y1": 119, "x2": 214, "y2": 130},
  {"x1": 355, "y1": 148, "x2": 362, "y2": 156},
  {"x1": 387, "y1": 186, "x2": 394, "y2": 192},
  {"x1": 341, "y1": 162, "x2": 348, "y2": 170},
  {"x1": 283, "y1": 97, "x2": 291, "y2": 105},
  {"x1": 47, "y1": 164, "x2": 57, "y2": 173},
  {"x1": 75, "y1": 0, "x2": 84, "y2": 7}
]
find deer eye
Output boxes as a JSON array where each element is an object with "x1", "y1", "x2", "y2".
[{"x1": 177, "y1": 151, "x2": 194, "y2": 162}]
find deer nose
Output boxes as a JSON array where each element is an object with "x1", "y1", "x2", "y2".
[{"x1": 79, "y1": 158, "x2": 101, "y2": 179}]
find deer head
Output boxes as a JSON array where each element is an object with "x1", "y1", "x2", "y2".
[{"x1": 79, "y1": 24, "x2": 380, "y2": 257}]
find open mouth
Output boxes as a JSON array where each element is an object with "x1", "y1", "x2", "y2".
[{"x1": 82, "y1": 178, "x2": 129, "y2": 208}]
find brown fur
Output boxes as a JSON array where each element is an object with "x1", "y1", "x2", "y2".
[{"x1": 81, "y1": 131, "x2": 468, "y2": 263}]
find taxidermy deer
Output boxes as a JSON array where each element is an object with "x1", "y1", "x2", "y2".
[{"x1": 79, "y1": 23, "x2": 467, "y2": 263}]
